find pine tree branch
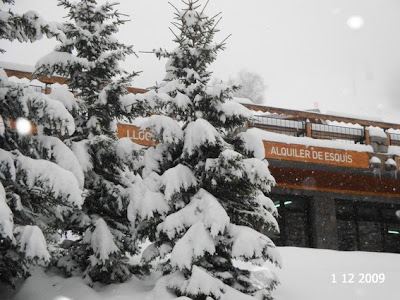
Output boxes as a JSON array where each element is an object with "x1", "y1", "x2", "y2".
[
  {"x1": 168, "y1": 1, "x2": 180, "y2": 14},
  {"x1": 200, "y1": 0, "x2": 210, "y2": 15},
  {"x1": 220, "y1": 34, "x2": 232, "y2": 46},
  {"x1": 169, "y1": 27, "x2": 181, "y2": 41}
]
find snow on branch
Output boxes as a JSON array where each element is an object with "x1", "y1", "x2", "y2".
[
  {"x1": 115, "y1": 137, "x2": 143, "y2": 166},
  {"x1": 237, "y1": 130, "x2": 265, "y2": 160},
  {"x1": 49, "y1": 85, "x2": 80, "y2": 112},
  {"x1": 170, "y1": 221, "x2": 216, "y2": 270},
  {"x1": 0, "y1": 182, "x2": 14, "y2": 240},
  {"x1": 229, "y1": 224, "x2": 281, "y2": 267},
  {"x1": 127, "y1": 175, "x2": 168, "y2": 226},
  {"x1": 243, "y1": 158, "x2": 275, "y2": 192},
  {"x1": 168, "y1": 266, "x2": 226, "y2": 300},
  {"x1": 13, "y1": 150, "x2": 83, "y2": 208},
  {"x1": 88, "y1": 218, "x2": 119, "y2": 264},
  {"x1": 161, "y1": 164, "x2": 197, "y2": 201},
  {"x1": 158, "y1": 188, "x2": 230, "y2": 240},
  {"x1": 0, "y1": 148, "x2": 16, "y2": 181},
  {"x1": 0, "y1": 68, "x2": 76, "y2": 135},
  {"x1": 183, "y1": 118, "x2": 221, "y2": 155},
  {"x1": 15, "y1": 225, "x2": 50, "y2": 264},
  {"x1": 140, "y1": 115, "x2": 183, "y2": 144},
  {"x1": 71, "y1": 140, "x2": 93, "y2": 173},
  {"x1": 215, "y1": 99, "x2": 253, "y2": 120},
  {"x1": 35, "y1": 51, "x2": 95, "y2": 74},
  {"x1": 33, "y1": 135, "x2": 85, "y2": 189}
]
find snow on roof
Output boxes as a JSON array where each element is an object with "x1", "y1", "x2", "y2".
[
  {"x1": 233, "y1": 97, "x2": 254, "y2": 104},
  {"x1": 0, "y1": 61, "x2": 35, "y2": 73},
  {"x1": 118, "y1": 117, "x2": 149, "y2": 127},
  {"x1": 369, "y1": 156, "x2": 381, "y2": 164},
  {"x1": 367, "y1": 126, "x2": 387, "y2": 138},
  {"x1": 322, "y1": 109, "x2": 384, "y2": 122},
  {"x1": 388, "y1": 146, "x2": 400, "y2": 156},
  {"x1": 8, "y1": 76, "x2": 30, "y2": 84},
  {"x1": 254, "y1": 111, "x2": 294, "y2": 119},
  {"x1": 385, "y1": 158, "x2": 396, "y2": 165},
  {"x1": 8, "y1": 76, "x2": 45, "y2": 87},
  {"x1": 248, "y1": 128, "x2": 374, "y2": 153},
  {"x1": 388, "y1": 128, "x2": 400, "y2": 134},
  {"x1": 326, "y1": 121, "x2": 363, "y2": 129}
]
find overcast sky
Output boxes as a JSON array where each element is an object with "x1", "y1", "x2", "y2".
[{"x1": 1, "y1": 0, "x2": 400, "y2": 122}]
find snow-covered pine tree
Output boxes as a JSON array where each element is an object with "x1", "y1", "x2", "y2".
[
  {"x1": 34, "y1": 0, "x2": 150, "y2": 285},
  {"x1": 0, "y1": 0, "x2": 65, "y2": 53},
  {"x1": 133, "y1": 1, "x2": 282, "y2": 299},
  {"x1": 0, "y1": 0, "x2": 83, "y2": 288}
]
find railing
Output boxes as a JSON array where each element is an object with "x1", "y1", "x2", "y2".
[
  {"x1": 29, "y1": 85, "x2": 45, "y2": 93},
  {"x1": 390, "y1": 133, "x2": 400, "y2": 146},
  {"x1": 251, "y1": 116, "x2": 365, "y2": 144},
  {"x1": 311, "y1": 123, "x2": 364, "y2": 144},
  {"x1": 251, "y1": 116, "x2": 305, "y2": 136}
]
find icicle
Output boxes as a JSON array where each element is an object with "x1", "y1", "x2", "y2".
[{"x1": 373, "y1": 167, "x2": 381, "y2": 179}]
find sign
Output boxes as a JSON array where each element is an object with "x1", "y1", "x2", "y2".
[
  {"x1": 117, "y1": 124, "x2": 156, "y2": 146},
  {"x1": 263, "y1": 141, "x2": 370, "y2": 169}
]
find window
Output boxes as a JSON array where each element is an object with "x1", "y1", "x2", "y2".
[
  {"x1": 271, "y1": 195, "x2": 312, "y2": 247},
  {"x1": 335, "y1": 200, "x2": 400, "y2": 253}
]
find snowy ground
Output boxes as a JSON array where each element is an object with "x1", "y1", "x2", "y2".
[
  {"x1": 274, "y1": 247, "x2": 400, "y2": 300},
  {"x1": 1, "y1": 247, "x2": 399, "y2": 300}
]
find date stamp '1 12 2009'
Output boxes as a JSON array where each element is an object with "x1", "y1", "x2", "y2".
[{"x1": 331, "y1": 273, "x2": 385, "y2": 284}]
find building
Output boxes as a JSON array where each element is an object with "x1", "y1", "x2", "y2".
[{"x1": 2, "y1": 63, "x2": 400, "y2": 253}]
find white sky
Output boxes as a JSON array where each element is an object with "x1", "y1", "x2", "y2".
[{"x1": 1, "y1": 0, "x2": 400, "y2": 122}]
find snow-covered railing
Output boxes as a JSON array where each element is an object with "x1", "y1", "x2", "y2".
[
  {"x1": 252, "y1": 115, "x2": 365, "y2": 144},
  {"x1": 252, "y1": 115, "x2": 305, "y2": 137},
  {"x1": 29, "y1": 84, "x2": 45, "y2": 93},
  {"x1": 311, "y1": 123, "x2": 364, "y2": 144},
  {"x1": 390, "y1": 133, "x2": 400, "y2": 146}
]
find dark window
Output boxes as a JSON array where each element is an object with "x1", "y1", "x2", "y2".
[
  {"x1": 270, "y1": 195, "x2": 312, "y2": 247},
  {"x1": 335, "y1": 200, "x2": 400, "y2": 253},
  {"x1": 337, "y1": 219, "x2": 358, "y2": 251}
]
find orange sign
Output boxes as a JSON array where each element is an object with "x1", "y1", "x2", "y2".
[
  {"x1": 263, "y1": 141, "x2": 370, "y2": 169},
  {"x1": 117, "y1": 124, "x2": 156, "y2": 146}
]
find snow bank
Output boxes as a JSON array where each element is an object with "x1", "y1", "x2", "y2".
[
  {"x1": 3, "y1": 247, "x2": 400, "y2": 300},
  {"x1": 272, "y1": 247, "x2": 400, "y2": 300}
]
